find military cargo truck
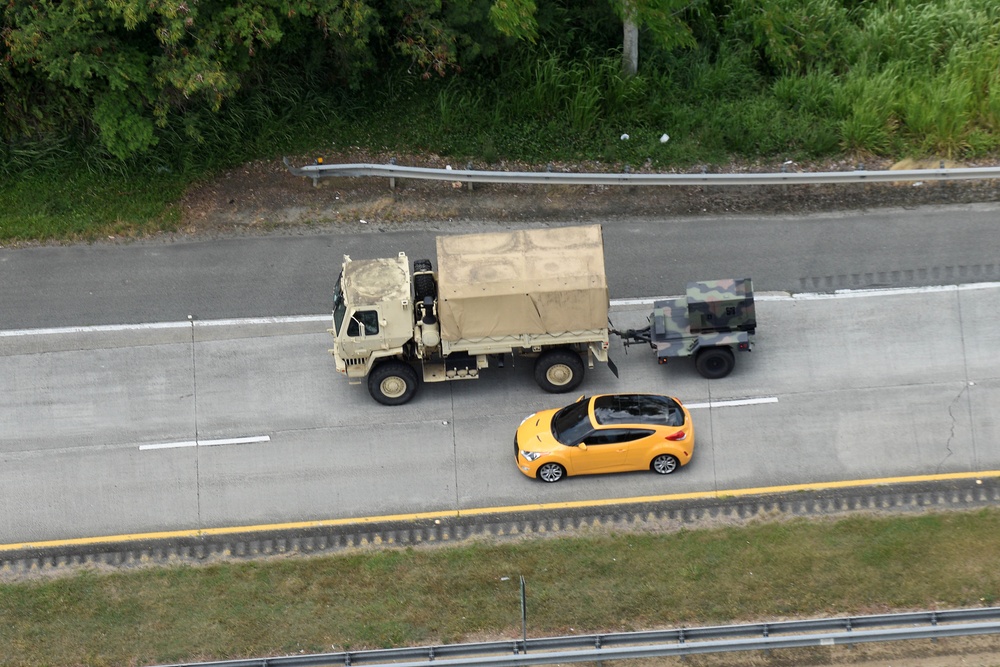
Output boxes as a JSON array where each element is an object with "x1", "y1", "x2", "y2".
[
  {"x1": 613, "y1": 278, "x2": 756, "y2": 379},
  {"x1": 330, "y1": 225, "x2": 611, "y2": 405}
]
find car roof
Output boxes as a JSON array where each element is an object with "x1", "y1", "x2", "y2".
[{"x1": 591, "y1": 394, "x2": 682, "y2": 427}]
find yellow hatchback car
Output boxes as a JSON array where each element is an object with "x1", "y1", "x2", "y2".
[{"x1": 515, "y1": 393, "x2": 694, "y2": 483}]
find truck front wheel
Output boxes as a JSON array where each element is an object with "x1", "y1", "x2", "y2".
[
  {"x1": 368, "y1": 361, "x2": 419, "y2": 405},
  {"x1": 695, "y1": 347, "x2": 735, "y2": 379},
  {"x1": 534, "y1": 350, "x2": 585, "y2": 393}
]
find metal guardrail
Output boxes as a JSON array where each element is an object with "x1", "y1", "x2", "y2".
[
  {"x1": 159, "y1": 606, "x2": 1000, "y2": 667},
  {"x1": 283, "y1": 157, "x2": 1000, "y2": 188}
]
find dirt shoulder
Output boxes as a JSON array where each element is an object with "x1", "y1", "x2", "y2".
[{"x1": 175, "y1": 152, "x2": 1000, "y2": 237}]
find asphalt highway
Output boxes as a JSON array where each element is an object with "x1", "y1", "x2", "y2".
[
  {"x1": 2, "y1": 203, "x2": 999, "y2": 329},
  {"x1": 1, "y1": 204, "x2": 999, "y2": 547}
]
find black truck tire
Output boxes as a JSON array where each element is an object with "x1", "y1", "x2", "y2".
[
  {"x1": 695, "y1": 347, "x2": 736, "y2": 379},
  {"x1": 413, "y1": 259, "x2": 433, "y2": 272},
  {"x1": 534, "y1": 349, "x2": 585, "y2": 393},
  {"x1": 414, "y1": 274, "x2": 437, "y2": 301},
  {"x1": 368, "y1": 361, "x2": 419, "y2": 405}
]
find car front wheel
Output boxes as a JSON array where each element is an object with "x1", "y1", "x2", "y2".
[
  {"x1": 651, "y1": 454, "x2": 679, "y2": 475},
  {"x1": 537, "y1": 462, "x2": 566, "y2": 483}
]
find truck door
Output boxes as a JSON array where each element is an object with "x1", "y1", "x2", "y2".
[{"x1": 342, "y1": 308, "x2": 383, "y2": 353}]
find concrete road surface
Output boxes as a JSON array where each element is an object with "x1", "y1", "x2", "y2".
[{"x1": 2, "y1": 284, "x2": 997, "y2": 545}]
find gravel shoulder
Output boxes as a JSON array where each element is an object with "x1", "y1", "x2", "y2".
[{"x1": 174, "y1": 152, "x2": 1000, "y2": 237}]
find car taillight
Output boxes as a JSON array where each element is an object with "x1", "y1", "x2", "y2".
[{"x1": 665, "y1": 431, "x2": 686, "y2": 441}]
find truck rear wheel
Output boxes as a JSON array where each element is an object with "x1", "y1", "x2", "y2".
[
  {"x1": 534, "y1": 350, "x2": 584, "y2": 393},
  {"x1": 413, "y1": 259, "x2": 433, "y2": 273},
  {"x1": 368, "y1": 361, "x2": 419, "y2": 405},
  {"x1": 695, "y1": 347, "x2": 735, "y2": 379}
]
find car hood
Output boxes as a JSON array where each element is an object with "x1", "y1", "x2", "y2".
[{"x1": 516, "y1": 408, "x2": 561, "y2": 450}]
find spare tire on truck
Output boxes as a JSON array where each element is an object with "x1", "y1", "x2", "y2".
[
  {"x1": 414, "y1": 274, "x2": 437, "y2": 301},
  {"x1": 368, "y1": 361, "x2": 419, "y2": 405},
  {"x1": 534, "y1": 349, "x2": 585, "y2": 393}
]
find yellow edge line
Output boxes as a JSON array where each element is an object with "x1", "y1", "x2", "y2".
[{"x1": 3, "y1": 470, "x2": 999, "y2": 554}]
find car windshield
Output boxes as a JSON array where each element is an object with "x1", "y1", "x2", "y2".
[
  {"x1": 594, "y1": 395, "x2": 685, "y2": 427},
  {"x1": 550, "y1": 399, "x2": 593, "y2": 445},
  {"x1": 332, "y1": 273, "x2": 347, "y2": 335}
]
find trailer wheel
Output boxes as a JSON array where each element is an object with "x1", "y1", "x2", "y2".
[
  {"x1": 413, "y1": 259, "x2": 433, "y2": 273},
  {"x1": 534, "y1": 350, "x2": 584, "y2": 393},
  {"x1": 368, "y1": 361, "x2": 419, "y2": 405},
  {"x1": 695, "y1": 347, "x2": 735, "y2": 379}
]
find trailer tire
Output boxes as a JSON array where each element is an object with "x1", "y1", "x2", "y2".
[
  {"x1": 368, "y1": 361, "x2": 419, "y2": 405},
  {"x1": 413, "y1": 259, "x2": 433, "y2": 273},
  {"x1": 695, "y1": 347, "x2": 735, "y2": 379},
  {"x1": 534, "y1": 350, "x2": 585, "y2": 393}
]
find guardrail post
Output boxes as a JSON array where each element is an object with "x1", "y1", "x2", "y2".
[
  {"x1": 389, "y1": 158, "x2": 396, "y2": 191},
  {"x1": 467, "y1": 162, "x2": 474, "y2": 191},
  {"x1": 312, "y1": 158, "x2": 322, "y2": 188}
]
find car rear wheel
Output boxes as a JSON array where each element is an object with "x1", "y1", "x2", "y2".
[
  {"x1": 651, "y1": 454, "x2": 679, "y2": 475},
  {"x1": 695, "y1": 347, "x2": 735, "y2": 379},
  {"x1": 534, "y1": 349, "x2": 584, "y2": 393},
  {"x1": 537, "y1": 462, "x2": 566, "y2": 483}
]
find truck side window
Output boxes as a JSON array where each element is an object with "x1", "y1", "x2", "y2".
[{"x1": 346, "y1": 310, "x2": 379, "y2": 337}]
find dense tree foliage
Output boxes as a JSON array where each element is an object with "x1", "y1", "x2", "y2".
[{"x1": 2, "y1": 0, "x2": 999, "y2": 167}]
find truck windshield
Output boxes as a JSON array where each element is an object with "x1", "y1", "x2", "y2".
[
  {"x1": 551, "y1": 398, "x2": 593, "y2": 446},
  {"x1": 332, "y1": 273, "x2": 347, "y2": 335}
]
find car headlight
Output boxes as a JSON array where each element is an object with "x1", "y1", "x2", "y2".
[
  {"x1": 521, "y1": 450, "x2": 546, "y2": 462},
  {"x1": 519, "y1": 413, "x2": 537, "y2": 427}
]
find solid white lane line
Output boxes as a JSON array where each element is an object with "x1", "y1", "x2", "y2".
[
  {"x1": 0, "y1": 321, "x2": 190, "y2": 337},
  {"x1": 686, "y1": 396, "x2": 779, "y2": 410},
  {"x1": 138, "y1": 435, "x2": 270, "y2": 451},
  {"x1": 0, "y1": 315, "x2": 328, "y2": 337},
  {"x1": 4, "y1": 282, "x2": 997, "y2": 338},
  {"x1": 614, "y1": 281, "x2": 1000, "y2": 306}
]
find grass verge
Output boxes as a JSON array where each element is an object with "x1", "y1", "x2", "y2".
[
  {"x1": 2, "y1": 509, "x2": 999, "y2": 667},
  {"x1": 0, "y1": 169, "x2": 187, "y2": 244}
]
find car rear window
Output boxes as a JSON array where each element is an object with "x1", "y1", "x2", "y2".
[{"x1": 594, "y1": 395, "x2": 685, "y2": 427}]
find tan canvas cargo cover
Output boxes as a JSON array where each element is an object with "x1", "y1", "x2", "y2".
[{"x1": 436, "y1": 225, "x2": 609, "y2": 341}]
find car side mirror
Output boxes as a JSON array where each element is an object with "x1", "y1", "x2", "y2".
[{"x1": 577, "y1": 443, "x2": 588, "y2": 451}]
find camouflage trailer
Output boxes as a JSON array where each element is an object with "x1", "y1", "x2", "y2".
[
  {"x1": 614, "y1": 279, "x2": 756, "y2": 379},
  {"x1": 330, "y1": 225, "x2": 611, "y2": 405}
]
